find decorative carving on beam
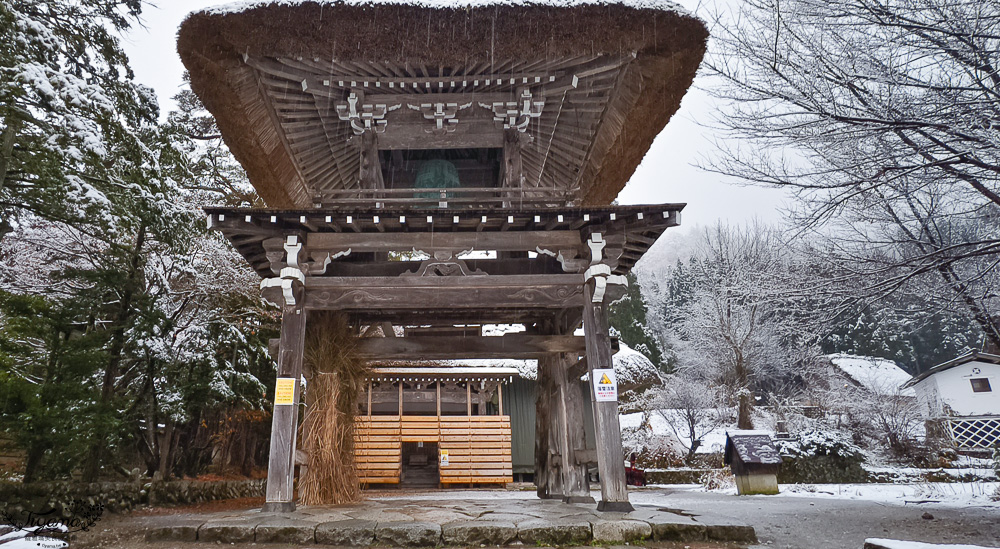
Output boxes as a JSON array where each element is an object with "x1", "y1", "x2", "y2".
[
  {"x1": 260, "y1": 235, "x2": 307, "y2": 307},
  {"x1": 583, "y1": 233, "x2": 627, "y2": 303},
  {"x1": 312, "y1": 289, "x2": 395, "y2": 308},
  {"x1": 537, "y1": 247, "x2": 589, "y2": 273},
  {"x1": 335, "y1": 92, "x2": 400, "y2": 135},
  {"x1": 264, "y1": 236, "x2": 349, "y2": 275},
  {"x1": 304, "y1": 249, "x2": 351, "y2": 275},
  {"x1": 401, "y1": 258, "x2": 486, "y2": 277},
  {"x1": 406, "y1": 101, "x2": 473, "y2": 135},
  {"x1": 480, "y1": 90, "x2": 544, "y2": 132},
  {"x1": 507, "y1": 286, "x2": 583, "y2": 303}
]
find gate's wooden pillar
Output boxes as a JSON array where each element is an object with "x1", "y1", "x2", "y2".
[
  {"x1": 553, "y1": 352, "x2": 595, "y2": 503},
  {"x1": 583, "y1": 280, "x2": 633, "y2": 512},
  {"x1": 534, "y1": 354, "x2": 559, "y2": 498},
  {"x1": 544, "y1": 355, "x2": 565, "y2": 498},
  {"x1": 262, "y1": 304, "x2": 307, "y2": 512}
]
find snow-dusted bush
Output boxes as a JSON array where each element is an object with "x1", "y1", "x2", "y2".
[
  {"x1": 774, "y1": 430, "x2": 868, "y2": 483},
  {"x1": 775, "y1": 430, "x2": 863, "y2": 460}
]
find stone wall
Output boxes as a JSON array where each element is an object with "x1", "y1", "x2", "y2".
[{"x1": 0, "y1": 478, "x2": 265, "y2": 517}]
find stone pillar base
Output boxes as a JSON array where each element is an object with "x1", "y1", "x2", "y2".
[
  {"x1": 262, "y1": 501, "x2": 296, "y2": 513},
  {"x1": 597, "y1": 500, "x2": 634, "y2": 513}
]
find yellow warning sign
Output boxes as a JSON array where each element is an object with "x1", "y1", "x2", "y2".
[
  {"x1": 440, "y1": 449, "x2": 449, "y2": 466},
  {"x1": 592, "y1": 369, "x2": 618, "y2": 402},
  {"x1": 274, "y1": 377, "x2": 296, "y2": 405}
]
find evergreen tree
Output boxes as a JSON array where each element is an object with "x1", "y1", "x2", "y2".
[
  {"x1": 609, "y1": 272, "x2": 664, "y2": 369},
  {"x1": 0, "y1": 290, "x2": 104, "y2": 481},
  {"x1": 0, "y1": 4, "x2": 278, "y2": 481},
  {"x1": 0, "y1": 0, "x2": 169, "y2": 235}
]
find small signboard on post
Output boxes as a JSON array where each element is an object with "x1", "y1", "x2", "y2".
[
  {"x1": 274, "y1": 377, "x2": 296, "y2": 405},
  {"x1": 592, "y1": 369, "x2": 618, "y2": 402}
]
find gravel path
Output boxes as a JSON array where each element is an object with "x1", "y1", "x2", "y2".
[{"x1": 633, "y1": 486, "x2": 1000, "y2": 548}]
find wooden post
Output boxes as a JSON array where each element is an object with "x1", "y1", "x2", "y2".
[
  {"x1": 583, "y1": 281, "x2": 633, "y2": 512},
  {"x1": 359, "y1": 131, "x2": 384, "y2": 192},
  {"x1": 502, "y1": 128, "x2": 523, "y2": 206},
  {"x1": 534, "y1": 356, "x2": 553, "y2": 499},
  {"x1": 556, "y1": 352, "x2": 595, "y2": 503},
  {"x1": 262, "y1": 305, "x2": 307, "y2": 513},
  {"x1": 498, "y1": 383, "x2": 504, "y2": 416},
  {"x1": 541, "y1": 356, "x2": 564, "y2": 498}
]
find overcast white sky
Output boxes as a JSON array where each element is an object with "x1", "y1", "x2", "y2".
[{"x1": 121, "y1": 0, "x2": 789, "y2": 227}]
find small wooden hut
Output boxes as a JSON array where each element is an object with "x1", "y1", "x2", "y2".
[
  {"x1": 724, "y1": 431, "x2": 782, "y2": 495},
  {"x1": 178, "y1": 0, "x2": 707, "y2": 512}
]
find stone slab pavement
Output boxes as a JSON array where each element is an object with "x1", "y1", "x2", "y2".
[{"x1": 139, "y1": 490, "x2": 756, "y2": 546}]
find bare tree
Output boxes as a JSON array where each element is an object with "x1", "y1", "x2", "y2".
[
  {"x1": 651, "y1": 373, "x2": 728, "y2": 462},
  {"x1": 670, "y1": 222, "x2": 814, "y2": 428},
  {"x1": 704, "y1": 0, "x2": 1000, "y2": 347}
]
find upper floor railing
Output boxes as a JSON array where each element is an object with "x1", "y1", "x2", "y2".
[{"x1": 312, "y1": 187, "x2": 577, "y2": 209}]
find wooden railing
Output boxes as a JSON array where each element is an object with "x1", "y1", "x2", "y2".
[
  {"x1": 354, "y1": 415, "x2": 513, "y2": 485},
  {"x1": 314, "y1": 187, "x2": 575, "y2": 209}
]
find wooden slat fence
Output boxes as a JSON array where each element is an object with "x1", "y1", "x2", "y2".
[{"x1": 354, "y1": 415, "x2": 513, "y2": 485}]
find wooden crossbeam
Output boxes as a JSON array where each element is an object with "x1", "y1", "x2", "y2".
[
  {"x1": 354, "y1": 334, "x2": 585, "y2": 360},
  {"x1": 566, "y1": 356, "x2": 588, "y2": 379},
  {"x1": 304, "y1": 230, "x2": 584, "y2": 253},
  {"x1": 297, "y1": 275, "x2": 585, "y2": 311}
]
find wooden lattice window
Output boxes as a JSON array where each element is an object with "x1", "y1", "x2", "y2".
[
  {"x1": 948, "y1": 418, "x2": 1000, "y2": 450},
  {"x1": 970, "y1": 378, "x2": 993, "y2": 393}
]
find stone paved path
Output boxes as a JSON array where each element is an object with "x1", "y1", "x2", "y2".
[{"x1": 140, "y1": 490, "x2": 755, "y2": 546}]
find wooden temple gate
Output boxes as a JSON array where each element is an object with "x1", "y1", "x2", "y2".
[{"x1": 180, "y1": 0, "x2": 706, "y2": 514}]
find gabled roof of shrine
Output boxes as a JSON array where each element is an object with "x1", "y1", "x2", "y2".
[{"x1": 178, "y1": 0, "x2": 707, "y2": 208}]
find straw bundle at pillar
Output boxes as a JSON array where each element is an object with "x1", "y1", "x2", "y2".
[{"x1": 300, "y1": 313, "x2": 368, "y2": 505}]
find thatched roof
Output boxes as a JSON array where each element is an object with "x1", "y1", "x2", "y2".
[{"x1": 179, "y1": 1, "x2": 707, "y2": 207}]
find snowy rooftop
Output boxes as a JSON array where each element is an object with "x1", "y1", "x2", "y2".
[
  {"x1": 199, "y1": 0, "x2": 691, "y2": 17},
  {"x1": 178, "y1": 0, "x2": 707, "y2": 208},
  {"x1": 828, "y1": 354, "x2": 915, "y2": 397}
]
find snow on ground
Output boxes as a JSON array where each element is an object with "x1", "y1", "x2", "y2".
[
  {"x1": 864, "y1": 539, "x2": 997, "y2": 549},
  {"x1": 865, "y1": 465, "x2": 997, "y2": 481},
  {"x1": 698, "y1": 482, "x2": 1000, "y2": 508},
  {"x1": 828, "y1": 354, "x2": 916, "y2": 396}
]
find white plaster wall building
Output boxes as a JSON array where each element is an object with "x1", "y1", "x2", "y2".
[{"x1": 903, "y1": 351, "x2": 1000, "y2": 451}]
